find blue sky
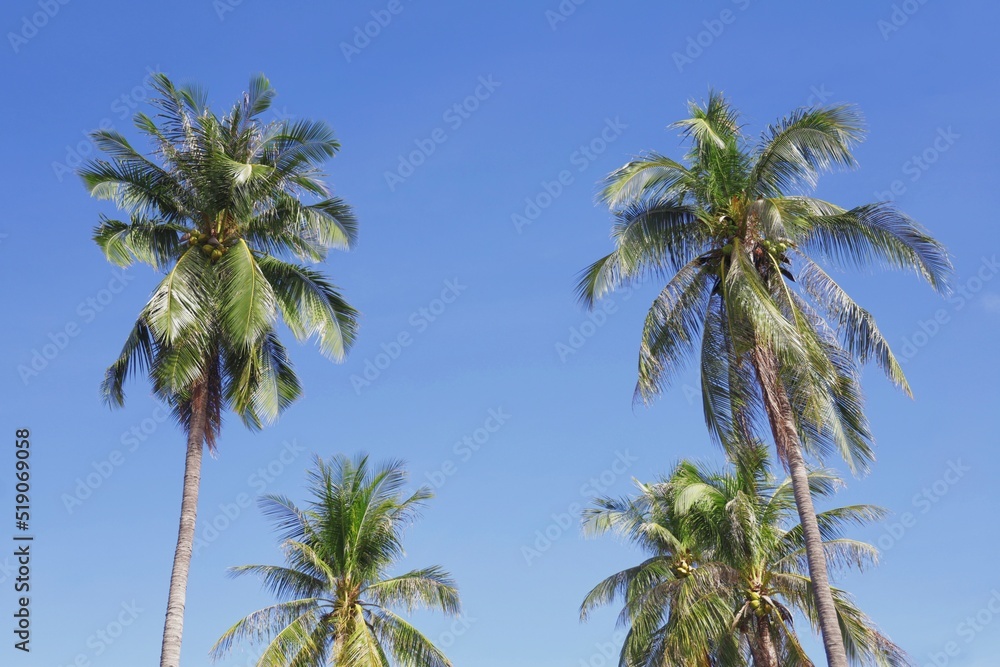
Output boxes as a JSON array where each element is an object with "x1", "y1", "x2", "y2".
[{"x1": 2, "y1": 0, "x2": 999, "y2": 665}]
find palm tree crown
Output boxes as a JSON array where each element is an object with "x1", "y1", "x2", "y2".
[
  {"x1": 582, "y1": 444, "x2": 907, "y2": 666},
  {"x1": 212, "y1": 454, "x2": 461, "y2": 667},
  {"x1": 83, "y1": 73, "x2": 359, "y2": 441},
  {"x1": 578, "y1": 91, "x2": 950, "y2": 471}
]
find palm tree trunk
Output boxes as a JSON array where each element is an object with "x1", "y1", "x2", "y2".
[
  {"x1": 752, "y1": 347, "x2": 848, "y2": 667},
  {"x1": 159, "y1": 381, "x2": 209, "y2": 667},
  {"x1": 748, "y1": 620, "x2": 780, "y2": 667}
]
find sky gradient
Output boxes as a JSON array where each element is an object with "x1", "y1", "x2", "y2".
[{"x1": 2, "y1": 1, "x2": 999, "y2": 665}]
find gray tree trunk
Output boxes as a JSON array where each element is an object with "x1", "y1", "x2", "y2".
[
  {"x1": 752, "y1": 347, "x2": 848, "y2": 667},
  {"x1": 159, "y1": 382, "x2": 209, "y2": 667}
]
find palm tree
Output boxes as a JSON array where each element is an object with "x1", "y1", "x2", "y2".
[
  {"x1": 580, "y1": 477, "x2": 740, "y2": 666},
  {"x1": 577, "y1": 92, "x2": 949, "y2": 666},
  {"x1": 211, "y1": 454, "x2": 461, "y2": 667},
  {"x1": 80, "y1": 73, "x2": 359, "y2": 667},
  {"x1": 582, "y1": 444, "x2": 908, "y2": 666}
]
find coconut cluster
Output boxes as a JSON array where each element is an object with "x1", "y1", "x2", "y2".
[
  {"x1": 756, "y1": 238, "x2": 790, "y2": 257},
  {"x1": 715, "y1": 215, "x2": 795, "y2": 263},
  {"x1": 718, "y1": 216, "x2": 741, "y2": 254},
  {"x1": 671, "y1": 558, "x2": 694, "y2": 579},
  {"x1": 746, "y1": 588, "x2": 771, "y2": 617},
  {"x1": 182, "y1": 231, "x2": 234, "y2": 263}
]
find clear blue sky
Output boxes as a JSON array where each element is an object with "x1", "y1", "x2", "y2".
[{"x1": 2, "y1": 1, "x2": 999, "y2": 665}]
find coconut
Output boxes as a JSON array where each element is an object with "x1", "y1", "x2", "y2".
[{"x1": 722, "y1": 244, "x2": 733, "y2": 253}]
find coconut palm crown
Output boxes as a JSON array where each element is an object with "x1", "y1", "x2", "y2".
[
  {"x1": 212, "y1": 454, "x2": 461, "y2": 667},
  {"x1": 84, "y1": 73, "x2": 358, "y2": 435},
  {"x1": 582, "y1": 444, "x2": 908, "y2": 667},
  {"x1": 579, "y1": 91, "x2": 950, "y2": 464}
]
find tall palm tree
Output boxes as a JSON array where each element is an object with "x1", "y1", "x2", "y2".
[
  {"x1": 80, "y1": 73, "x2": 359, "y2": 667},
  {"x1": 577, "y1": 92, "x2": 949, "y2": 666},
  {"x1": 211, "y1": 454, "x2": 461, "y2": 667},
  {"x1": 582, "y1": 444, "x2": 908, "y2": 666}
]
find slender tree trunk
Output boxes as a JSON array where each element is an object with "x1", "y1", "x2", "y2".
[
  {"x1": 159, "y1": 382, "x2": 209, "y2": 667},
  {"x1": 752, "y1": 347, "x2": 848, "y2": 667},
  {"x1": 748, "y1": 620, "x2": 780, "y2": 667}
]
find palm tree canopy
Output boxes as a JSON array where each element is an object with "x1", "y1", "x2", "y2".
[
  {"x1": 577, "y1": 92, "x2": 951, "y2": 472},
  {"x1": 582, "y1": 443, "x2": 908, "y2": 666},
  {"x1": 212, "y1": 454, "x2": 461, "y2": 667},
  {"x1": 81, "y1": 73, "x2": 359, "y2": 446}
]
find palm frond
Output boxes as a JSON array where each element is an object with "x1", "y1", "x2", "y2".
[
  {"x1": 750, "y1": 105, "x2": 865, "y2": 195},
  {"x1": 635, "y1": 258, "x2": 715, "y2": 403},
  {"x1": 800, "y1": 203, "x2": 952, "y2": 293},
  {"x1": 216, "y1": 239, "x2": 277, "y2": 349}
]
